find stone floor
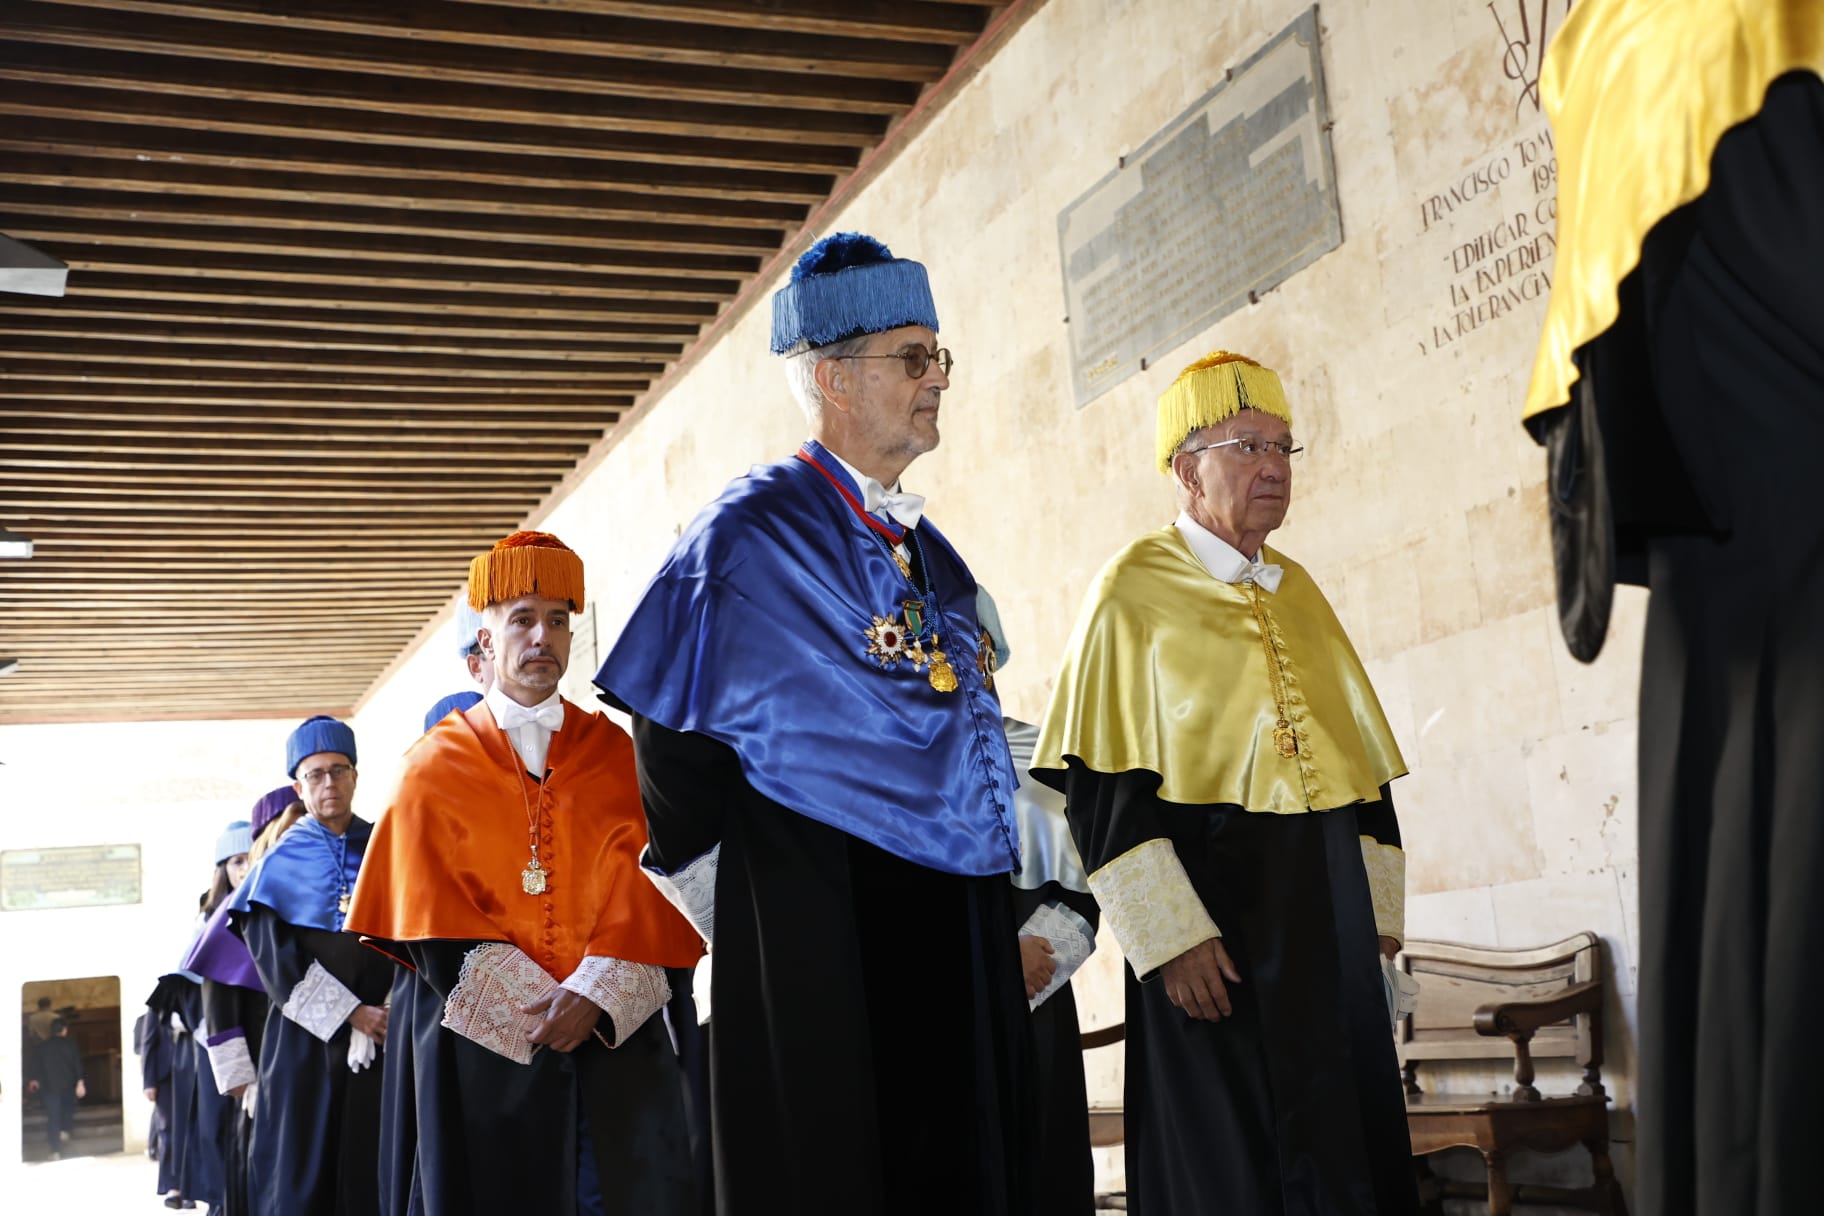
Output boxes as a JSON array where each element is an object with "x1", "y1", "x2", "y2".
[{"x1": 3, "y1": 1150, "x2": 158, "y2": 1213}]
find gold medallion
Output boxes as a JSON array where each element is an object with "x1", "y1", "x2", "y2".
[
  {"x1": 892, "y1": 549, "x2": 912, "y2": 580},
  {"x1": 1273, "y1": 719, "x2": 1299, "y2": 757},
  {"x1": 521, "y1": 859, "x2": 548, "y2": 895},
  {"x1": 928, "y1": 654, "x2": 959, "y2": 693},
  {"x1": 337, "y1": 892, "x2": 352, "y2": 916}
]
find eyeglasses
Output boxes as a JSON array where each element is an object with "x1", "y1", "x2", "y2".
[
  {"x1": 840, "y1": 345, "x2": 954, "y2": 379},
  {"x1": 1180, "y1": 436, "x2": 1304, "y2": 463},
  {"x1": 299, "y1": 763, "x2": 355, "y2": 787}
]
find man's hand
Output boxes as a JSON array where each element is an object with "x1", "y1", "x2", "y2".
[
  {"x1": 143, "y1": 1086, "x2": 157, "y2": 1103},
  {"x1": 226, "y1": 1084, "x2": 248, "y2": 1099},
  {"x1": 1379, "y1": 935, "x2": 1400, "y2": 960},
  {"x1": 1159, "y1": 937, "x2": 1242, "y2": 1021},
  {"x1": 1018, "y1": 934, "x2": 1057, "y2": 1000},
  {"x1": 27, "y1": 1079, "x2": 40, "y2": 1094},
  {"x1": 522, "y1": 989, "x2": 601, "y2": 1053},
  {"x1": 348, "y1": 1004, "x2": 389, "y2": 1042},
  {"x1": 75, "y1": 1079, "x2": 86, "y2": 1100}
]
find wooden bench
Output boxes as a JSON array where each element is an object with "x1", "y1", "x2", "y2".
[{"x1": 1396, "y1": 931, "x2": 1627, "y2": 1215}]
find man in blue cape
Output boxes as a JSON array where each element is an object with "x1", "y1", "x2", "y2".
[
  {"x1": 595, "y1": 232, "x2": 1037, "y2": 1215},
  {"x1": 226, "y1": 716, "x2": 391, "y2": 1216}
]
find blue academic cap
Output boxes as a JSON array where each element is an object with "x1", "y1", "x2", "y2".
[
  {"x1": 769, "y1": 233, "x2": 939, "y2": 354},
  {"x1": 285, "y1": 715, "x2": 357, "y2": 778},
  {"x1": 214, "y1": 820, "x2": 252, "y2": 865},
  {"x1": 423, "y1": 690, "x2": 484, "y2": 735},
  {"x1": 453, "y1": 602, "x2": 485, "y2": 660}
]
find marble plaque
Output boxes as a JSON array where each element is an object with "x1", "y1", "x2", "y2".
[
  {"x1": 1058, "y1": 7, "x2": 1342, "y2": 406},
  {"x1": 1, "y1": 843, "x2": 142, "y2": 911}
]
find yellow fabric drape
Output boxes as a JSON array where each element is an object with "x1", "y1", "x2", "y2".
[
  {"x1": 1523, "y1": 0, "x2": 1824, "y2": 422},
  {"x1": 1033, "y1": 527, "x2": 1405, "y2": 812}
]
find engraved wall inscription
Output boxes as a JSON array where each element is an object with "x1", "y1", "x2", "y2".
[
  {"x1": 1, "y1": 844, "x2": 142, "y2": 911},
  {"x1": 1058, "y1": 7, "x2": 1342, "y2": 407}
]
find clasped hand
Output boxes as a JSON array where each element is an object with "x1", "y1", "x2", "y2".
[{"x1": 521, "y1": 988, "x2": 602, "y2": 1053}]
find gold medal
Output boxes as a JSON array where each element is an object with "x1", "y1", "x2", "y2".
[
  {"x1": 521, "y1": 858, "x2": 548, "y2": 895},
  {"x1": 927, "y1": 642, "x2": 959, "y2": 693},
  {"x1": 1273, "y1": 719, "x2": 1299, "y2": 757},
  {"x1": 892, "y1": 549, "x2": 912, "y2": 580},
  {"x1": 337, "y1": 892, "x2": 351, "y2": 916}
]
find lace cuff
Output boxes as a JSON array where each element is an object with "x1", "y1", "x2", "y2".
[
  {"x1": 1021, "y1": 900, "x2": 1098, "y2": 1010},
  {"x1": 562, "y1": 956, "x2": 671, "y2": 1045},
  {"x1": 204, "y1": 1033, "x2": 257, "y2": 1092},
  {"x1": 641, "y1": 842, "x2": 717, "y2": 946},
  {"x1": 281, "y1": 961, "x2": 361, "y2": 1042},
  {"x1": 1086, "y1": 838, "x2": 1220, "y2": 980},
  {"x1": 1360, "y1": 838, "x2": 1406, "y2": 946},
  {"x1": 441, "y1": 942, "x2": 557, "y2": 1065}
]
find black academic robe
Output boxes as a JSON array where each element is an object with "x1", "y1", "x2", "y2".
[
  {"x1": 202, "y1": 978, "x2": 269, "y2": 1216},
  {"x1": 137, "y1": 1009, "x2": 175, "y2": 1165},
  {"x1": 629, "y1": 716, "x2": 1038, "y2": 1216},
  {"x1": 148, "y1": 975, "x2": 226, "y2": 1207},
  {"x1": 1059, "y1": 763, "x2": 1415, "y2": 1216},
  {"x1": 366, "y1": 940, "x2": 694, "y2": 1216},
  {"x1": 1011, "y1": 882, "x2": 1099, "y2": 1216},
  {"x1": 241, "y1": 909, "x2": 391, "y2": 1216},
  {"x1": 1535, "y1": 70, "x2": 1824, "y2": 1216}
]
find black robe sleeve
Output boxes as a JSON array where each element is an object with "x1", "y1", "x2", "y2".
[{"x1": 629, "y1": 714, "x2": 738, "y2": 873}]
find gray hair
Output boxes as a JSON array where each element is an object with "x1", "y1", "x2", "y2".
[{"x1": 783, "y1": 333, "x2": 872, "y2": 423}]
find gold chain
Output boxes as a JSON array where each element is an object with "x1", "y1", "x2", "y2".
[{"x1": 1247, "y1": 583, "x2": 1300, "y2": 758}]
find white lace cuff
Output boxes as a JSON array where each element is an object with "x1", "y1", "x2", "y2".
[
  {"x1": 281, "y1": 961, "x2": 361, "y2": 1042},
  {"x1": 1021, "y1": 900, "x2": 1098, "y2": 1010},
  {"x1": 1086, "y1": 838, "x2": 1220, "y2": 980},
  {"x1": 641, "y1": 842, "x2": 717, "y2": 946},
  {"x1": 441, "y1": 942, "x2": 557, "y2": 1065},
  {"x1": 205, "y1": 1034, "x2": 257, "y2": 1092},
  {"x1": 1360, "y1": 838, "x2": 1406, "y2": 946},
  {"x1": 562, "y1": 956, "x2": 671, "y2": 1045}
]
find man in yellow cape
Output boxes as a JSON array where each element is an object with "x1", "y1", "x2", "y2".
[
  {"x1": 1033, "y1": 352, "x2": 1416, "y2": 1215},
  {"x1": 1520, "y1": 5, "x2": 1823, "y2": 1213}
]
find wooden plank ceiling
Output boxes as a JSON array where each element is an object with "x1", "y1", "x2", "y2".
[{"x1": 0, "y1": 0, "x2": 1008, "y2": 724}]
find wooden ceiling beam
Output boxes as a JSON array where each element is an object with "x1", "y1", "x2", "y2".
[
  {"x1": 0, "y1": 181, "x2": 798, "y2": 246},
  {"x1": 0, "y1": 345, "x2": 663, "y2": 380},
  {"x1": 0, "y1": 91, "x2": 856, "y2": 181},
  {"x1": 437, "y1": 0, "x2": 983, "y2": 44},
  {"x1": 4, "y1": 436, "x2": 591, "y2": 463},
  {"x1": 0, "y1": 396, "x2": 627, "y2": 420},
  {"x1": 0, "y1": 299, "x2": 698, "y2": 344},
  {"x1": 6, "y1": 217, "x2": 773, "y2": 273},
  {"x1": 39, "y1": 0, "x2": 962, "y2": 73},
  {"x1": 43, "y1": 275, "x2": 721, "y2": 321},
  {"x1": 0, "y1": 41, "x2": 893, "y2": 139},
  {"x1": 0, "y1": 384, "x2": 634, "y2": 408},
  {"x1": 2, "y1": 486, "x2": 535, "y2": 506},
  {"x1": 0, "y1": 320, "x2": 678, "y2": 362},
  {"x1": 2, "y1": 4, "x2": 923, "y2": 111},
  {"x1": 2, "y1": 413, "x2": 607, "y2": 442}
]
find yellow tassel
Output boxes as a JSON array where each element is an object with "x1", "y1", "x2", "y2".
[
  {"x1": 1155, "y1": 351, "x2": 1293, "y2": 473},
  {"x1": 467, "y1": 533, "x2": 585, "y2": 610}
]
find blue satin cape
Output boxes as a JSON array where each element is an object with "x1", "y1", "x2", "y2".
[
  {"x1": 595, "y1": 441, "x2": 1020, "y2": 877},
  {"x1": 225, "y1": 815, "x2": 370, "y2": 934}
]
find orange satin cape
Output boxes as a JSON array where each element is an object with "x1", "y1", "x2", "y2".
[{"x1": 346, "y1": 700, "x2": 702, "y2": 977}]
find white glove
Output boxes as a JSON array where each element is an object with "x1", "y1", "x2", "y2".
[
  {"x1": 346, "y1": 1026, "x2": 376, "y2": 1072},
  {"x1": 692, "y1": 954, "x2": 712, "y2": 1026},
  {"x1": 1381, "y1": 956, "x2": 1422, "y2": 1033},
  {"x1": 240, "y1": 1080, "x2": 259, "y2": 1118}
]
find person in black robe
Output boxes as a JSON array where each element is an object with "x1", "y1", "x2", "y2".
[
  {"x1": 596, "y1": 233, "x2": 1037, "y2": 1216},
  {"x1": 1520, "y1": 6, "x2": 1823, "y2": 1212},
  {"x1": 347, "y1": 537, "x2": 705, "y2": 1216},
  {"x1": 26, "y1": 1018, "x2": 84, "y2": 1161},
  {"x1": 1032, "y1": 354, "x2": 1416, "y2": 1215},
  {"x1": 226, "y1": 716, "x2": 390, "y2": 1216},
  {"x1": 136, "y1": 1008, "x2": 174, "y2": 1166}
]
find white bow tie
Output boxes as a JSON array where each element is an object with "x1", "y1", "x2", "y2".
[
  {"x1": 862, "y1": 480, "x2": 926, "y2": 531},
  {"x1": 1239, "y1": 561, "x2": 1284, "y2": 593},
  {"x1": 496, "y1": 700, "x2": 564, "y2": 732}
]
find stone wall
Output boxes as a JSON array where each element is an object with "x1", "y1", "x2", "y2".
[{"x1": 350, "y1": 0, "x2": 1640, "y2": 1199}]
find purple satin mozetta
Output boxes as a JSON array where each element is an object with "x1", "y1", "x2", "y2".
[
  {"x1": 225, "y1": 815, "x2": 370, "y2": 934},
  {"x1": 595, "y1": 441, "x2": 1021, "y2": 877},
  {"x1": 184, "y1": 897, "x2": 264, "y2": 991}
]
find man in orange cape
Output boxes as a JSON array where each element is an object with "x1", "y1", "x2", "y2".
[{"x1": 347, "y1": 531, "x2": 703, "y2": 1216}]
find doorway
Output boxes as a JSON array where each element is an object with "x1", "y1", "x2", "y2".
[{"x1": 20, "y1": 976, "x2": 124, "y2": 1163}]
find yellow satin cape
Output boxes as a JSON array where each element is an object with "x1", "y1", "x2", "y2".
[
  {"x1": 1032, "y1": 527, "x2": 1405, "y2": 812},
  {"x1": 1523, "y1": 0, "x2": 1824, "y2": 422}
]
